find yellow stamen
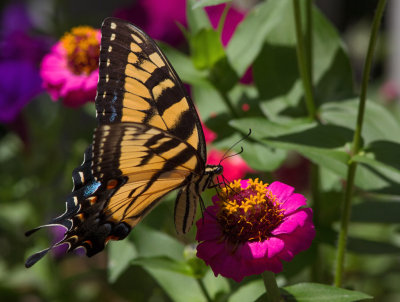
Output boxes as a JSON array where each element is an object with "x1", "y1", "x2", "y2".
[
  {"x1": 61, "y1": 26, "x2": 99, "y2": 75},
  {"x1": 216, "y1": 179, "x2": 284, "y2": 243}
]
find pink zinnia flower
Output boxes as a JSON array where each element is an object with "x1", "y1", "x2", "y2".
[
  {"x1": 201, "y1": 121, "x2": 217, "y2": 144},
  {"x1": 196, "y1": 179, "x2": 315, "y2": 282},
  {"x1": 40, "y1": 26, "x2": 100, "y2": 107},
  {"x1": 207, "y1": 149, "x2": 253, "y2": 180}
]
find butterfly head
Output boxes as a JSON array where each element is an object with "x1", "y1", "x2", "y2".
[{"x1": 205, "y1": 164, "x2": 223, "y2": 176}]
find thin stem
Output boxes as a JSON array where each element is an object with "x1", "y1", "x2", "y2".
[
  {"x1": 197, "y1": 278, "x2": 212, "y2": 302},
  {"x1": 305, "y1": 0, "x2": 313, "y2": 85},
  {"x1": 220, "y1": 90, "x2": 239, "y2": 118},
  {"x1": 334, "y1": 0, "x2": 387, "y2": 287},
  {"x1": 262, "y1": 271, "x2": 281, "y2": 302},
  {"x1": 217, "y1": 2, "x2": 231, "y2": 34},
  {"x1": 310, "y1": 163, "x2": 322, "y2": 282},
  {"x1": 334, "y1": 162, "x2": 357, "y2": 287},
  {"x1": 292, "y1": 0, "x2": 316, "y2": 119},
  {"x1": 352, "y1": 0, "x2": 387, "y2": 155}
]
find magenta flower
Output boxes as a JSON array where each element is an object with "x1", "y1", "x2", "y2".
[
  {"x1": 40, "y1": 26, "x2": 100, "y2": 107},
  {"x1": 205, "y1": 3, "x2": 245, "y2": 47},
  {"x1": 201, "y1": 121, "x2": 217, "y2": 144},
  {"x1": 196, "y1": 179, "x2": 315, "y2": 282},
  {"x1": 113, "y1": 0, "x2": 187, "y2": 46}
]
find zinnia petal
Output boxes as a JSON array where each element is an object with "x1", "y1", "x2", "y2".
[
  {"x1": 268, "y1": 181, "x2": 295, "y2": 204},
  {"x1": 272, "y1": 209, "x2": 311, "y2": 235},
  {"x1": 279, "y1": 193, "x2": 307, "y2": 215}
]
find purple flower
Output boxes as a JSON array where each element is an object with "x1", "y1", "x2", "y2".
[
  {"x1": 1, "y1": 3, "x2": 32, "y2": 35},
  {"x1": 0, "y1": 3, "x2": 49, "y2": 124},
  {"x1": 196, "y1": 179, "x2": 315, "y2": 282},
  {"x1": 0, "y1": 61, "x2": 42, "y2": 123}
]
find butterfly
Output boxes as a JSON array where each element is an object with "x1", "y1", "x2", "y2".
[{"x1": 25, "y1": 17, "x2": 223, "y2": 268}]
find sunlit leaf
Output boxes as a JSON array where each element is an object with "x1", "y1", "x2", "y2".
[
  {"x1": 108, "y1": 239, "x2": 138, "y2": 283},
  {"x1": 192, "y1": 0, "x2": 231, "y2": 9},
  {"x1": 281, "y1": 283, "x2": 372, "y2": 301},
  {"x1": 229, "y1": 280, "x2": 264, "y2": 302},
  {"x1": 187, "y1": 0, "x2": 212, "y2": 34}
]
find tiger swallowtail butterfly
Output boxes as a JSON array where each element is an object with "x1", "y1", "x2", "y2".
[{"x1": 25, "y1": 17, "x2": 223, "y2": 268}]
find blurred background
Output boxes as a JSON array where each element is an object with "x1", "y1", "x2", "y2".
[{"x1": 0, "y1": 0, "x2": 399, "y2": 301}]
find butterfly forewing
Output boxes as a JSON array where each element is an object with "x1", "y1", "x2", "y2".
[{"x1": 96, "y1": 18, "x2": 206, "y2": 160}]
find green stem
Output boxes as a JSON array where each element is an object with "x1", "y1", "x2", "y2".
[
  {"x1": 220, "y1": 90, "x2": 239, "y2": 118},
  {"x1": 292, "y1": 0, "x2": 316, "y2": 119},
  {"x1": 217, "y1": 2, "x2": 231, "y2": 35},
  {"x1": 305, "y1": 0, "x2": 313, "y2": 85},
  {"x1": 334, "y1": 0, "x2": 387, "y2": 287},
  {"x1": 197, "y1": 278, "x2": 212, "y2": 302},
  {"x1": 352, "y1": 0, "x2": 387, "y2": 155},
  {"x1": 310, "y1": 163, "x2": 322, "y2": 282},
  {"x1": 334, "y1": 162, "x2": 357, "y2": 287},
  {"x1": 262, "y1": 271, "x2": 281, "y2": 302}
]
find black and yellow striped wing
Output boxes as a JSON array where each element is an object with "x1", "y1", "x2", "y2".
[{"x1": 25, "y1": 17, "x2": 221, "y2": 267}]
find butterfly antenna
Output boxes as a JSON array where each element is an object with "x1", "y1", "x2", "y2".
[{"x1": 218, "y1": 129, "x2": 251, "y2": 165}]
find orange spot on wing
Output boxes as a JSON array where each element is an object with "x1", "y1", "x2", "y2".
[{"x1": 107, "y1": 179, "x2": 118, "y2": 190}]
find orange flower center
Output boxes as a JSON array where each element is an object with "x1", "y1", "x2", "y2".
[
  {"x1": 217, "y1": 179, "x2": 284, "y2": 243},
  {"x1": 61, "y1": 26, "x2": 99, "y2": 75}
]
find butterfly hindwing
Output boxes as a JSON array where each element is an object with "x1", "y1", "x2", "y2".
[{"x1": 92, "y1": 122, "x2": 203, "y2": 228}]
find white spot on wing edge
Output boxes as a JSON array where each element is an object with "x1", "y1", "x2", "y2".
[{"x1": 110, "y1": 22, "x2": 117, "y2": 30}]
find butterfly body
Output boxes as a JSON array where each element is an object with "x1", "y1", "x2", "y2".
[{"x1": 25, "y1": 17, "x2": 222, "y2": 267}]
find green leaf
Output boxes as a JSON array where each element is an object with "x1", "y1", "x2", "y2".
[
  {"x1": 132, "y1": 256, "x2": 194, "y2": 276},
  {"x1": 228, "y1": 280, "x2": 264, "y2": 302},
  {"x1": 320, "y1": 100, "x2": 400, "y2": 145},
  {"x1": 193, "y1": 82, "x2": 226, "y2": 118},
  {"x1": 351, "y1": 201, "x2": 400, "y2": 224},
  {"x1": 192, "y1": 0, "x2": 231, "y2": 9},
  {"x1": 159, "y1": 42, "x2": 208, "y2": 86},
  {"x1": 226, "y1": 0, "x2": 287, "y2": 77},
  {"x1": 363, "y1": 141, "x2": 400, "y2": 172},
  {"x1": 208, "y1": 56, "x2": 239, "y2": 93},
  {"x1": 132, "y1": 225, "x2": 184, "y2": 261},
  {"x1": 141, "y1": 266, "x2": 206, "y2": 302},
  {"x1": 229, "y1": 117, "x2": 317, "y2": 139},
  {"x1": 252, "y1": 1, "x2": 353, "y2": 107},
  {"x1": 187, "y1": 0, "x2": 211, "y2": 34},
  {"x1": 348, "y1": 237, "x2": 400, "y2": 255},
  {"x1": 241, "y1": 141, "x2": 287, "y2": 172},
  {"x1": 108, "y1": 239, "x2": 138, "y2": 283},
  {"x1": 190, "y1": 28, "x2": 225, "y2": 70},
  {"x1": 282, "y1": 283, "x2": 373, "y2": 301},
  {"x1": 203, "y1": 270, "x2": 230, "y2": 300},
  {"x1": 231, "y1": 118, "x2": 400, "y2": 192}
]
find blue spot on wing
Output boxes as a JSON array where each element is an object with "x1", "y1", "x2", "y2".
[
  {"x1": 110, "y1": 94, "x2": 118, "y2": 122},
  {"x1": 84, "y1": 181, "x2": 101, "y2": 198}
]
